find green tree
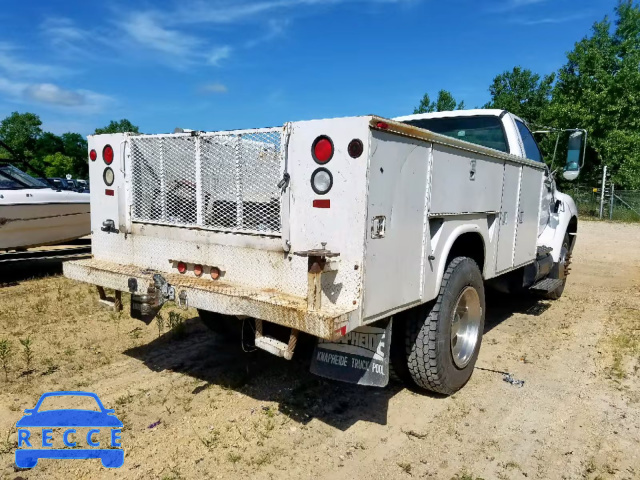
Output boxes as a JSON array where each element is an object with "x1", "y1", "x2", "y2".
[
  {"x1": 35, "y1": 132, "x2": 65, "y2": 159},
  {"x1": 42, "y1": 152, "x2": 75, "y2": 178},
  {"x1": 61, "y1": 132, "x2": 89, "y2": 178},
  {"x1": 484, "y1": 67, "x2": 555, "y2": 125},
  {"x1": 0, "y1": 112, "x2": 43, "y2": 162},
  {"x1": 549, "y1": 0, "x2": 640, "y2": 188},
  {"x1": 94, "y1": 119, "x2": 139, "y2": 135},
  {"x1": 414, "y1": 90, "x2": 465, "y2": 114}
]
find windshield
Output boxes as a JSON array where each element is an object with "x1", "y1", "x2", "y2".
[
  {"x1": 0, "y1": 165, "x2": 48, "y2": 189},
  {"x1": 401, "y1": 115, "x2": 509, "y2": 153}
]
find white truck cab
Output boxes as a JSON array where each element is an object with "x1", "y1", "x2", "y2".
[{"x1": 64, "y1": 109, "x2": 584, "y2": 395}]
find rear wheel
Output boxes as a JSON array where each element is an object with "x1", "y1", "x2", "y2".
[
  {"x1": 198, "y1": 309, "x2": 246, "y2": 338},
  {"x1": 400, "y1": 257, "x2": 485, "y2": 395}
]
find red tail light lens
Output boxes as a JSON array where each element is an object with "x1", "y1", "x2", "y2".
[
  {"x1": 210, "y1": 267, "x2": 221, "y2": 280},
  {"x1": 103, "y1": 145, "x2": 114, "y2": 165},
  {"x1": 194, "y1": 264, "x2": 203, "y2": 277},
  {"x1": 376, "y1": 122, "x2": 389, "y2": 130},
  {"x1": 312, "y1": 136, "x2": 334, "y2": 164},
  {"x1": 348, "y1": 139, "x2": 363, "y2": 158},
  {"x1": 177, "y1": 262, "x2": 187, "y2": 274},
  {"x1": 89, "y1": 149, "x2": 97, "y2": 161}
]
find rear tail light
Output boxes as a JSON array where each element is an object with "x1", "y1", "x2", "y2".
[
  {"x1": 177, "y1": 262, "x2": 187, "y2": 274},
  {"x1": 103, "y1": 145, "x2": 114, "y2": 165},
  {"x1": 89, "y1": 149, "x2": 97, "y2": 161},
  {"x1": 348, "y1": 139, "x2": 363, "y2": 158},
  {"x1": 103, "y1": 167, "x2": 114, "y2": 186},
  {"x1": 310, "y1": 168, "x2": 333, "y2": 195},
  {"x1": 194, "y1": 264, "x2": 203, "y2": 277},
  {"x1": 312, "y1": 136, "x2": 334, "y2": 164}
]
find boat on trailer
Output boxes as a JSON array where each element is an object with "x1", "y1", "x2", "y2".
[{"x1": 0, "y1": 164, "x2": 90, "y2": 251}]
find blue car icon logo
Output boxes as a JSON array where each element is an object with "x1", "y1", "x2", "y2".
[{"x1": 15, "y1": 391, "x2": 123, "y2": 469}]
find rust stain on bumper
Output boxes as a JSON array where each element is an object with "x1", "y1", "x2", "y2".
[{"x1": 64, "y1": 258, "x2": 354, "y2": 340}]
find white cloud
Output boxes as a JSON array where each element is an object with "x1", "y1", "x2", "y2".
[
  {"x1": 0, "y1": 43, "x2": 73, "y2": 79},
  {"x1": 24, "y1": 83, "x2": 85, "y2": 107},
  {"x1": 0, "y1": 76, "x2": 112, "y2": 113},
  {"x1": 118, "y1": 0, "x2": 416, "y2": 68},
  {"x1": 513, "y1": 12, "x2": 591, "y2": 25},
  {"x1": 169, "y1": 0, "x2": 414, "y2": 25},
  {"x1": 490, "y1": 0, "x2": 548, "y2": 12},
  {"x1": 121, "y1": 13, "x2": 203, "y2": 58},
  {"x1": 207, "y1": 46, "x2": 232, "y2": 66},
  {"x1": 199, "y1": 83, "x2": 229, "y2": 94}
]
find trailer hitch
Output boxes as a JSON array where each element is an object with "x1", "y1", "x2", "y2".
[{"x1": 130, "y1": 274, "x2": 176, "y2": 324}]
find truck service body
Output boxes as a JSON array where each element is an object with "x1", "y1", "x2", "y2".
[{"x1": 64, "y1": 109, "x2": 581, "y2": 394}]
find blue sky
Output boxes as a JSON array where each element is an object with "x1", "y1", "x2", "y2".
[{"x1": 0, "y1": 0, "x2": 615, "y2": 136}]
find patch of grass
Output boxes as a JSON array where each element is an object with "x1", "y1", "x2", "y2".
[
  {"x1": 19, "y1": 336, "x2": 34, "y2": 373},
  {"x1": 397, "y1": 462, "x2": 412, "y2": 475},
  {"x1": 402, "y1": 429, "x2": 428, "y2": 440},
  {"x1": 156, "y1": 313, "x2": 165, "y2": 337},
  {"x1": 227, "y1": 452, "x2": 242, "y2": 464},
  {"x1": 168, "y1": 312, "x2": 187, "y2": 339},
  {"x1": 252, "y1": 447, "x2": 283, "y2": 467},
  {"x1": 42, "y1": 357, "x2": 59, "y2": 376},
  {"x1": 606, "y1": 305, "x2": 640, "y2": 380},
  {"x1": 451, "y1": 470, "x2": 484, "y2": 480},
  {"x1": 34, "y1": 297, "x2": 48, "y2": 314},
  {"x1": 584, "y1": 457, "x2": 597, "y2": 476},
  {"x1": 116, "y1": 392, "x2": 134, "y2": 406},
  {"x1": 0, "y1": 339, "x2": 13, "y2": 382},
  {"x1": 0, "y1": 428, "x2": 16, "y2": 455},
  {"x1": 503, "y1": 461, "x2": 521, "y2": 470}
]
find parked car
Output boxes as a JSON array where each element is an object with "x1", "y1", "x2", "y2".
[{"x1": 48, "y1": 177, "x2": 73, "y2": 191}]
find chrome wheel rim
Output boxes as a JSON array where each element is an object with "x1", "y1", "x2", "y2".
[
  {"x1": 450, "y1": 286, "x2": 482, "y2": 369},
  {"x1": 558, "y1": 241, "x2": 570, "y2": 280}
]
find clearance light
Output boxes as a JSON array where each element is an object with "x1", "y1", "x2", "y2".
[
  {"x1": 194, "y1": 264, "x2": 203, "y2": 277},
  {"x1": 90, "y1": 149, "x2": 97, "y2": 161},
  {"x1": 210, "y1": 267, "x2": 221, "y2": 280},
  {"x1": 177, "y1": 262, "x2": 187, "y2": 274}
]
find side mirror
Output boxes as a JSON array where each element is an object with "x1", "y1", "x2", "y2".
[{"x1": 562, "y1": 130, "x2": 586, "y2": 181}]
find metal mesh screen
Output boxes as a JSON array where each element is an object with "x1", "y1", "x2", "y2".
[{"x1": 130, "y1": 129, "x2": 284, "y2": 235}]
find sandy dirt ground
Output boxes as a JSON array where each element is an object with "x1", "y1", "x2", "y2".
[{"x1": 0, "y1": 220, "x2": 639, "y2": 480}]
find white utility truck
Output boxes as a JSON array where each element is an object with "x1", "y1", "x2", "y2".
[{"x1": 64, "y1": 109, "x2": 585, "y2": 394}]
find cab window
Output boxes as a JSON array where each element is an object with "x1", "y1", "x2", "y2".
[
  {"x1": 402, "y1": 115, "x2": 509, "y2": 153},
  {"x1": 515, "y1": 120, "x2": 543, "y2": 162}
]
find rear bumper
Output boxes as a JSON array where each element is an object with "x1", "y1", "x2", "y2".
[{"x1": 63, "y1": 259, "x2": 353, "y2": 340}]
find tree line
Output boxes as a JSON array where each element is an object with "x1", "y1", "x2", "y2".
[
  {"x1": 416, "y1": 1, "x2": 639, "y2": 189},
  {"x1": 1, "y1": 2, "x2": 638, "y2": 188},
  {"x1": 0, "y1": 115, "x2": 139, "y2": 180}
]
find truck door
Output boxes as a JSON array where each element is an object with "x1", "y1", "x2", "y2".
[
  {"x1": 495, "y1": 163, "x2": 520, "y2": 272},
  {"x1": 362, "y1": 131, "x2": 430, "y2": 319},
  {"x1": 514, "y1": 167, "x2": 543, "y2": 266}
]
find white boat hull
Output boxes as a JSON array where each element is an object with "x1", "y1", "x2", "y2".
[{"x1": 0, "y1": 190, "x2": 90, "y2": 250}]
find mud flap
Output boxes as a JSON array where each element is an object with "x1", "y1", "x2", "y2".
[{"x1": 310, "y1": 319, "x2": 392, "y2": 387}]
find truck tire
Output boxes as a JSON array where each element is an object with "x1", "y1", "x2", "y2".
[
  {"x1": 404, "y1": 257, "x2": 485, "y2": 395},
  {"x1": 546, "y1": 233, "x2": 571, "y2": 300}
]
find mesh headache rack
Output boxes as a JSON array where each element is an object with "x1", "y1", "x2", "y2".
[{"x1": 129, "y1": 127, "x2": 286, "y2": 236}]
